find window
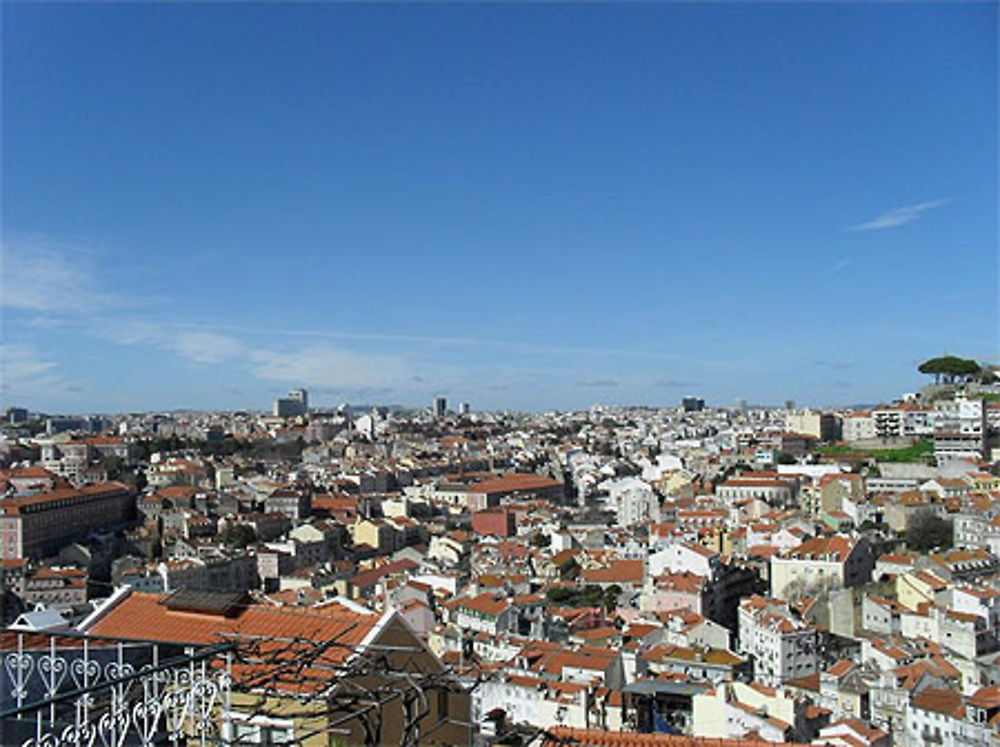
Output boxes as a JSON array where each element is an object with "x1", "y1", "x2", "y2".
[
  {"x1": 228, "y1": 714, "x2": 294, "y2": 745},
  {"x1": 438, "y1": 689, "x2": 449, "y2": 720}
]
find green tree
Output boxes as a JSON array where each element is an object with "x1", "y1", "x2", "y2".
[
  {"x1": 603, "y1": 584, "x2": 622, "y2": 613},
  {"x1": 98, "y1": 454, "x2": 124, "y2": 479},
  {"x1": 918, "y1": 356, "x2": 982, "y2": 385},
  {"x1": 530, "y1": 532, "x2": 551, "y2": 548},
  {"x1": 906, "y1": 510, "x2": 953, "y2": 552},
  {"x1": 220, "y1": 523, "x2": 256, "y2": 548}
]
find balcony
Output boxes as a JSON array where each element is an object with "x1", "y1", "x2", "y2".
[{"x1": 1, "y1": 630, "x2": 233, "y2": 746}]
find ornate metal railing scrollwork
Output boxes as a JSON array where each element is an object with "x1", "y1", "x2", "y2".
[{"x1": 0, "y1": 630, "x2": 233, "y2": 747}]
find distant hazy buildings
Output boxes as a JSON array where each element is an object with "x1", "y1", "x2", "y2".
[
  {"x1": 46, "y1": 416, "x2": 107, "y2": 435},
  {"x1": 273, "y1": 388, "x2": 308, "y2": 418}
]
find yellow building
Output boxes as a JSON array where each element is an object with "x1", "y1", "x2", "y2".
[{"x1": 895, "y1": 569, "x2": 947, "y2": 612}]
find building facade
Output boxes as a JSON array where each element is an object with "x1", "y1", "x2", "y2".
[{"x1": 0, "y1": 482, "x2": 136, "y2": 560}]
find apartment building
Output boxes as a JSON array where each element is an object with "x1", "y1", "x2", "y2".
[
  {"x1": 841, "y1": 412, "x2": 876, "y2": 444},
  {"x1": 738, "y1": 596, "x2": 819, "y2": 687},
  {"x1": 770, "y1": 535, "x2": 874, "y2": 600},
  {"x1": 717, "y1": 474, "x2": 797, "y2": 507},
  {"x1": 934, "y1": 396, "x2": 987, "y2": 460},
  {"x1": 785, "y1": 410, "x2": 840, "y2": 442},
  {"x1": 0, "y1": 482, "x2": 136, "y2": 560}
]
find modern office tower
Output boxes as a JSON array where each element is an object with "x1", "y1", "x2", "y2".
[
  {"x1": 274, "y1": 389, "x2": 308, "y2": 418},
  {"x1": 433, "y1": 396, "x2": 447, "y2": 418},
  {"x1": 681, "y1": 396, "x2": 705, "y2": 412},
  {"x1": 459, "y1": 402, "x2": 470, "y2": 415},
  {"x1": 6, "y1": 407, "x2": 28, "y2": 424},
  {"x1": 288, "y1": 389, "x2": 308, "y2": 413}
]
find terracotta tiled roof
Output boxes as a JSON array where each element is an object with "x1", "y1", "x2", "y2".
[
  {"x1": 457, "y1": 592, "x2": 509, "y2": 617},
  {"x1": 582, "y1": 560, "x2": 644, "y2": 585},
  {"x1": 4, "y1": 466, "x2": 57, "y2": 479},
  {"x1": 824, "y1": 718, "x2": 890, "y2": 742},
  {"x1": 877, "y1": 552, "x2": 917, "y2": 565},
  {"x1": 347, "y1": 558, "x2": 418, "y2": 589},
  {"x1": 781, "y1": 535, "x2": 853, "y2": 562},
  {"x1": 969, "y1": 684, "x2": 1000, "y2": 709},
  {"x1": 826, "y1": 659, "x2": 855, "y2": 677},
  {"x1": 31, "y1": 566, "x2": 86, "y2": 580},
  {"x1": 910, "y1": 687, "x2": 965, "y2": 718},
  {"x1": 85, "y1": 590, "x2": 380, "y2": 692},
  {"x1": 542, "y1": 726, "x2": 805, "y2": 747},
  {"x1": 786, "y1": 672, "x2": 820, "y2": 692},
  {"x1": 470, "y1": 473, "x2": 562, "y2": 495},
  {"x1": 0, "y1": 482, "x2": 132, "y2": 514}
]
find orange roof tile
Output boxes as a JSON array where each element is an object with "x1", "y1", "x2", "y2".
[
  {"x1": 470, "y1": 473, "x2": 562, "y2": 495},
  {"x1": 85, "y1": 591, "x2": 381, "y2": 694}
]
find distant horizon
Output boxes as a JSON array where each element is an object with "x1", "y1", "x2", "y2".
[
  {"x1": 2, "y1": 3, "x2": 996, "y2": 413},
  {"x1": 2, "y1": 389, "x2": 951, "y2": 420}
]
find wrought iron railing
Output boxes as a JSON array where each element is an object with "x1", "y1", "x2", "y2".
[{"x1": 1, "y1": 630, "x2": 233, "y2": 746}]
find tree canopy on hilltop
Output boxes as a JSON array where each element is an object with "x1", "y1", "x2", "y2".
[{"x1": 917, "y1": 356, "x2": 982, "y2": 384}]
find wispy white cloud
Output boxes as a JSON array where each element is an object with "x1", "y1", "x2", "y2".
[
  {"x1": 88, "y1": 320, "x2": 246, "y2": 366},
  {"x1": 1, "y1": 238, "x2": 115, "y2": 312},
  {"x1": 173, "y1": 321, "x2": 654, "y2": 358},
  {"x1": 654, "y1": 378, "x2": 696, "y2": 388},
  {"x1": 833, "y1": 257, "x2": 852, "y2": 272},
  {"x1": 1, "y1": 344, "x2": 57, "y2": 379},
  {"x1": 249, "y1": 345, "x2": 409, "y2": 390},
  {"x1": 166, "y1": 321, "x2": 739, "y2": 366},
  {"x1": 575, "y1": 379, "x2": 619, "y2": 388},
  {"x1": 846, "y1": 199, "x2": 949, "y2": 231},
  {"x1": 97, "y1": 319, "x2": 165, "y2": 347},
  {"x1": 0, "y1": 343, "x2": 67, "y2": 397},
  {"x1": 2, "y1": 235, "x2": 738, "y2": 398},
  {"x1": 80, "y1": 318, "x2": 412, "y2": 396},
  {"x1": 813, "y1": 359, "x2": 853, "y2": 371},
  {"x1": 169, "y1": 331, "x2": 247, "y2": 364}
]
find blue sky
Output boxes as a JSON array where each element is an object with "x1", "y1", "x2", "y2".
[{"x1": 2, "y1": 2, "x2": 996, "y2": 413}]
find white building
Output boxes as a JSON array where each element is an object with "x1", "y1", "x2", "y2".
[
  {"x1": 692, "y1": 680, "x2": 797, "y2": 742},
  {"x1": 934, "y1": 396, "x2": 987, "y2": 460},
  {"x1": 648, "y1": 542, "x2": 715, "y2": 579},
  {"x1": 841, "y1": 412, "x2": 876, "y2": 444},
  {"x1": 737, "y1": 596, "x2": 818, "y2": 687},
  {"x1": 474, "y1": 674, "x2": 591, "y2": 733},
  {"x1": 607, "y1": 477, "x2": 659, "y2": 527},
  {"x1": 905, "y1": 687, "x2": 990, "y2": 747},
  {"x1": 770, "y1": 535, "x2": 873, "y2": 600}
]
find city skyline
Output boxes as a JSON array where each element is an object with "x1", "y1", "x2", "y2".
[{"x1": 2, "y1": 3, "x2": 996, "y2": 413}]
